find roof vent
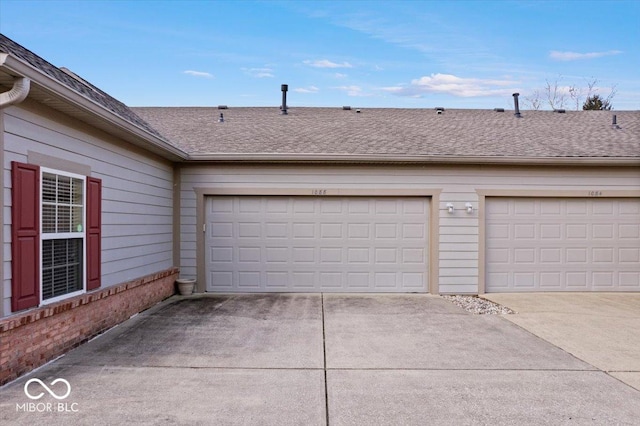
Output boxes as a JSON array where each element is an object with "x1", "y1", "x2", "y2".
[
  {"x1": 356, "y1": 109, "x2": 361, "y2": 113},
  {"x1": 343, "y1": 106, "x2": 351, "y2": 110},
  {"x1": 436, "y1": 110, "x2": 443, "y2": 115},
  {"x1": 218, "y1": 113, "x2": 224, "y2": 123},
  {"x1": 553, "y1": 109, "x2": 566, "y2": 113},
  {"x1": 493, "y1": 108, "x2": 504, "y2": 112},
  {"x1": 280, "y1": 84, "x2": 288, "y2": 115},
  {"x1": 435, "y1": 107, "x2": 445, "y2": 111},
  {"x1": 512, "y1": 93, "x2": 521, "y2": 118},
  {"x1": 612, "y1": 114, "x2": 621, "y2": 129},
  {"x1": 218, "y1": 105, "x2": 228, "y2": 109}
]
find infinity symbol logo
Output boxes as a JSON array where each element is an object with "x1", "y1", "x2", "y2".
[{"x1": 24, "y1": 378, "x2": 71, "y2": 400}]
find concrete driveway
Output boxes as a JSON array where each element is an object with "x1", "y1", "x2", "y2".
[
  {"x1": 484, "y1": 292, "x2": 640, "y2": 392},
  {"x1": 2, "y1": 293, "x2": 640, "y2": 425}
]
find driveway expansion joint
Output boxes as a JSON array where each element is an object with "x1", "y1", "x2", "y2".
[{"x1": 321, "y1": 293, "x2": 330, "y2": 426}]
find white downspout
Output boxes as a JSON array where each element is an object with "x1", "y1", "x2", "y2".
[{"x1": 0, "y1": 77, "x2": 30, "y2": 108}]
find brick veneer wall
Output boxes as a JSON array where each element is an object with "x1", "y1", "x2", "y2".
[{"x1": 0, "y1": 267, "x2": 179, "y2": 385}]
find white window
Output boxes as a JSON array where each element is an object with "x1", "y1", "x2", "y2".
[{"x1": 40, "y1": 168, "x2": 86, "y2": 303}]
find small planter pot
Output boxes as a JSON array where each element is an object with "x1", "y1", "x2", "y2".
[{"x1": 176, "y1": 278, "x2": 196, "y2": 296}]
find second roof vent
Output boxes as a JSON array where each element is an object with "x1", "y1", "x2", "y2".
[
  {"x1": 281, "y1": 84, "x2": 288, "y2": 115},
  {"x1": 512, "y1": 93, "x2": 521, "y2": 118}
]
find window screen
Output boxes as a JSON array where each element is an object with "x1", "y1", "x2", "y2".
[{"x1": 42, "y1": 239, "x2": 83, "y2": 300}]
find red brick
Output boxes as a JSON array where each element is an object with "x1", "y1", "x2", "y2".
[{"x1": 0, "y1": 267, "x2": 178, "y2": 385}]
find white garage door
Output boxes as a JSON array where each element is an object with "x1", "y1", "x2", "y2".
[
  {"x1": 486, "y1": 198, "x2": 640, "y2": 292},
  {"x1": 205, "y1": 196, "x2": 429, "y2": 292}
]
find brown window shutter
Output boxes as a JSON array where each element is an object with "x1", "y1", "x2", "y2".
[
  {"x1": 11, "y1": 162, "x2": 40, "y2": 311},
  {"x1": 86, "y1": 177, "x2": 102, "y2": 290}
]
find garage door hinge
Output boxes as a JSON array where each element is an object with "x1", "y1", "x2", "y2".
[{"x1": 203, "y1": 224, "x2": 206, "y2": 233}]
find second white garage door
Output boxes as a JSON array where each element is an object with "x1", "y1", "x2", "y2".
[
  {"x1": 486, "y1": 198, "x2": 640, "y2": 292},
  {"x1": 205, "y1": 196, "x2": 429, "y2": 292}
]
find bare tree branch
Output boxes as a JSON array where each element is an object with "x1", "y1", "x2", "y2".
[
  {"x1": 545, "y1": 78, "x2": 566, "y2": 110},
  {"x1": 525, "y1": 77, "x2": 616, "y2": 111},
  {"x1": 605, "y1": 84, "x2": 617, "y2": 106},
  {"x1": 523, "y1": 90, "x2": 542, "y2": 110},
  {"x1": 568, "y1": 85, "x2": 582, "y2": 111}
]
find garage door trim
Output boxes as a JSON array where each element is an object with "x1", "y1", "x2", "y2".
[{"x1": 194, "y1": 187, "x2": 442, "y2": 294}]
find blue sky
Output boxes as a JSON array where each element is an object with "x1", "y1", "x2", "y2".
[{"x1": 1, "y1": 0, "x2": 638, "y2": 110}]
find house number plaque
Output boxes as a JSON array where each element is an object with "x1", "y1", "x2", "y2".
[{"x1": 311, "y1": 189, "x2": 328, "y2": 196}]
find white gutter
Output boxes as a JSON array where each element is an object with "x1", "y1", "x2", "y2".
[
  {"x1": 187, "y1": 153, "x2": 640, "y2": 166},
  {"x1": 0, "y1": 75, "x2": 30, "y2": 108}
]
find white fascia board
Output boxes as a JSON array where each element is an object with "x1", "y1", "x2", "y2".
[{"x1": 186, "y1": 152, "x2": 640, "y2": 166}]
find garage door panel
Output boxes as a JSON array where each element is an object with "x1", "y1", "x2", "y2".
[
  {"x1": 211, "y1": 222, "x2": 233, "y2": 238},
  {"x1": 486, "y1": 198, "x2": 640, "y2": 292},
  {"x1": 403, "y1": 199, "x2": 426, "y2": 214},
  {"x1": 403, "y1": 272, "x2": 425, "y2": 289},
  {"x1": 620, "y1": 248, "x2": 640, "y2": 263},
  {"x1": 402, "y1": 223, "x2": 426, "y2": 239},
  {"x1": 293, "y1": 248, "x2": 315, "y2": 263},
  {"x1": 266, "y1": 272, "x2": 289, "y2": 288},
  {"x1": 540, "y1": 248, "x2": 561, "y2": 263},
  {"x1": 620, "y1": 224, "x2": 640, "y2": 238},
  {"x1": 238, "y1": 272, "x2": 260, "y2": 288},
  {"x1": 540, "y1": 272, "x2": 561, "y2": 288},
  {"x1": 347, "y1": 247, "x2": 370, "y2": 263},
  {"x1": 210, "y1": 271, "x2": 233, "y2": 289},
  {"x1": 206, "y1": 196, "x2": 429, "y2": 293},
  {"x1": 593, "y1": 272, "x2": 615, "y2": 288},
  {"x1": 513, "y1": 272, "x2": 536, "y2": 289},
  {"x1": 375, "y1": 200, "x2": 398, "y2": 214},
  {"x1": 620, "y1": 272, "x2": 640, "y2": 287},
  {"x1": 347, "y1": 223, "x2": 370, "y2": 239},
  {"x1": 211, "y1": 246, "x2": 233, "y2": 262},
  {"x1": 540, "y1": 200, "x2": 562, "y2": 215},
  {"x1": 239, "y1": 198, "x2": 261, "y2": 212},
  {"x1": 293, "y1": 223, "x2": 315, "y2": 238},
  {"x1": 540, "y1": 224, "x2": 562, "y2": 239},
  {"x1": 620, "y1": 201, "x2": 640, "y2": 215},
  {"x1": 402, "y1": 248, "x2": 425, "y2": 264}
]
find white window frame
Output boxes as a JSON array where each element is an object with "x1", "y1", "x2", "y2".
[{"x1": 39, "y1": 167, "x2": 87, "y2": 305}]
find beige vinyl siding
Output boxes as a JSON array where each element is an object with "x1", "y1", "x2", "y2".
[
  {"x1": 179, "y1": 164, "x2": 639, "y2": 294},
  {"x1": 2, "y1": 102, "x2": 174, "y2": 314}
]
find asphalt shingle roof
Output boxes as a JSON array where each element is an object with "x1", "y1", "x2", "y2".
[
  {"x1": 133, "y1": 107, "x2": 640, "y2": 160},
  {"x1": 2, "y1": 34, "x2": 638, "y2": 163}
]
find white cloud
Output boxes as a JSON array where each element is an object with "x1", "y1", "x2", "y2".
[
  {"x1": 333, "y1": 85, "x2": 365, "y2": 97},
  {"x1": 242, "y1": 67, "x2": 275, "y2": 78},
  {"x1": 304, "y1": 59, "x2": 353, "y2": 68},
  {"x1": 295, "y1": 86, "x2": 320, "y2": 94},
  {"x1": 183, "y1": 70, "x2": 214, "y2": 79},
  {"x1": 549, "y1": 50, "x2": 622, "y2": 61},
  {"x1": 334, "y1": 73, "x2": 348, "y2": 79},
  {"x1": 382, "y1": 73, "x2": 518, "y2": 98}
]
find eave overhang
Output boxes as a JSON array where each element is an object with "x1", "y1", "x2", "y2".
[
  {"x1": 0, "y1": 53, "x2": 188, "y2": 162},
  {"x1": 186, "y1": 153, "x2": 640, "y2": 167}
]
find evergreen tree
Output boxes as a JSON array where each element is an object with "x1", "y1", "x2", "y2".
[{"x1": 583, "y1": 94, "x2": 612, "y2": 110}]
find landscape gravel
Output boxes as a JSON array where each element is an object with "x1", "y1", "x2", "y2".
[{"x1": 442, "y1": 295, "x2": 515, "y2": 315}]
